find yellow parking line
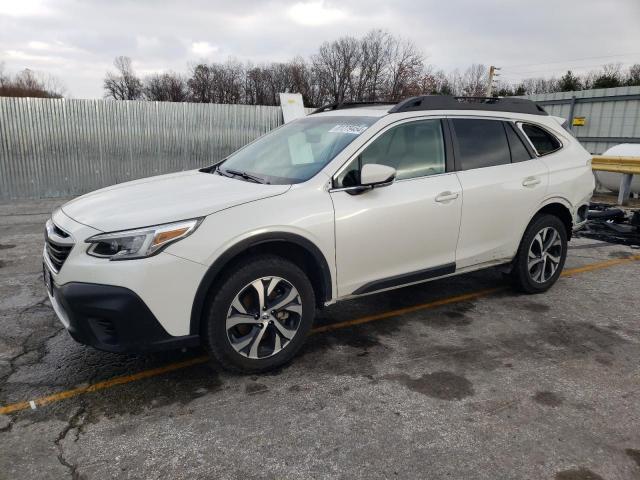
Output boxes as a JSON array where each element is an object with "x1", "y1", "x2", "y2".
[
  {"x1": 310, "y1": 287, "x2": 504, "y2": 334},
  {"x1": 1, "y1": 254, "x2": 639, "y2": 416},
  {"x1": 0, "y1": 356, "x2": 209, "y2": 415},
  {"x1": 560, "y1": 254, "x2": 640, "y2": 276}
]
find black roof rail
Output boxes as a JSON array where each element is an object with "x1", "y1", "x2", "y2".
[
  {"x1": 311, "y1": 101, "x2": 397, "y2": 114},
  {"x1": 388, "y1": 95, "x2": 548, "y2": 116}
]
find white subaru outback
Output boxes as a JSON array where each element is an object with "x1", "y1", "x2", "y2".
[{"x1": 43, "y1": 96, "x2": 594, "y2": 372}]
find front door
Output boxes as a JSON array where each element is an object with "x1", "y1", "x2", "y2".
[{"x1": 330, "y1": 118, "x2": 463, "y2": 296}]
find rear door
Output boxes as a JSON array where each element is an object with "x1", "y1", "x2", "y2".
[{"x1": 450, "y1": 118, "x2": 549, "y2": 269}]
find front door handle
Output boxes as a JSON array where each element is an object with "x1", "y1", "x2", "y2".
[
  {"x1": 522, "y1": 177, "x2": 541, "y2": 187},
  {"x1": 435, "y1": 191, "x2": 459, "y2": 203}
]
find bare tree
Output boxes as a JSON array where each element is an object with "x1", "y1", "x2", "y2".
[
  {"x1": 202, "y1": 60, "x2": 242, "y2": 104},
  {"x1": 105, "y1": 30, "x2": 640, "y2": 105},
  {"x1": 459, "y1": 64, "x2": 488, "y2": 96},
  {"x1": 0, "y1": 67, "x2": 65, "y2": 98},
  {"x1": 512, "y1": 76, "x2": 559, "y2": 95},
  {"x1": 187, "y1": 64, "x2": 216, "y2": 103},
  {"x1": 144, "y1": 72, "x2": 189, "y2": 102},
  {"x1": 353, "y1": 30, "x2": 392, "y2": 101},
  {"x1": 588, "y1": 63, "x2": 623, "y2": 89},
  {"x1": 385, "y1": 38, "x2": 424, "y2": 100},
  {"x1": 103, "y1": 56, "x2": 143, "y2": 100},
  {"x1": 289, "y1": 57, "x2": 319, "y2": 106},
  {"x1": 419, "y1": 68, "x2": 452, "y2": 95},
  {"x1": 245, "y1": 64, "x2": 266, "y2": 105},
  {"x1": 312, "y1": 36, "x2": 361, "y2": 103},
  {"x1": 218, "y1": 59, "x2": 246, "y2": 104},
  {"x1": 0, "y1": 62, "x2": 8, "y2": 87},
  {"x1": 627, "y1": 64, "x2": 640, "y2": 86}
]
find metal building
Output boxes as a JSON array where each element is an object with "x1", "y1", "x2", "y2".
[{"x1": 524, "y1": 86, "x2": 640, "y2": 154}]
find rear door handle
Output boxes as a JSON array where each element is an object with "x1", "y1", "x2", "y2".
[
  {"x1": 435, "y1": 191, "x2": 459, "y2": 203},
  {"x1": 522, "y1": 177, "x2": 541, "y2": 187}
]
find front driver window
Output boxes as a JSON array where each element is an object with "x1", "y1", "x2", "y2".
[{"x1": 336, "y1": 119, "x2": 446, "y2": 187}]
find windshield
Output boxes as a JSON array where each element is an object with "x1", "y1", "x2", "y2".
[{"x1": 218, "y1": 115, "x2": 378, "y2": 184}]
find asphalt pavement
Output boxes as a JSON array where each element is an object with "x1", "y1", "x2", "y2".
[{"x1": 1, "y1": 198, "x2": 639, "y2": 480}]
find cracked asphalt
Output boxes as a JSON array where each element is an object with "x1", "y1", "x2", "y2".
[{"x1": 1, "y1": 198, "x2": 640, "y2": 480}]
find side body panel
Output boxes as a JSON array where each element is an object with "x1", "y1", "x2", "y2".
[
  {"x1": 168, "y1": 180, "x2": 338, "y2": 304},
  {"x1": 454, "y1": 159, "x2": 549, "y2": 268},
  {"x1": 530, "y1": 121, "x2": 595, "y2": 224}
]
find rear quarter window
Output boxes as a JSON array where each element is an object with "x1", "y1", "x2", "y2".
[{"x1": 520, "y1": 123, "x2": 562, "y2": 156}]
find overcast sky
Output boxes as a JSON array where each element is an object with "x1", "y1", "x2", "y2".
[{"x1": 1, "y1": 0, "x2": 639, "y2": 99}]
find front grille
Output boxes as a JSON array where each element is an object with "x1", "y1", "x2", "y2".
[
  {"x1": 52, "y1": 224, "x2": 70, "y2": 239},
  {"x1": 45, "y1": 220, "x2": 74, "y2": 272},
  {"x1": 46, "y1": 240, "x2": 72, "y2": 271}
]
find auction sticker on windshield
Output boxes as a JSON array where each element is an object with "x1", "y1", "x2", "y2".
[{"x1": 328, "y1": 124, "x2": 369, "y2": 135}]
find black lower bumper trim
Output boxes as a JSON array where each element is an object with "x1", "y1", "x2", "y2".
[{"x1": 53, "y1": 282, "x2": 200, "y2": 353}]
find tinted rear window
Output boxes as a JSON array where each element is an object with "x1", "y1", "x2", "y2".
[
  {"x1": 451, "y1": 119, "x2": 511, "y2": 170},
  {"x1": 521, "y1": 123, "x2": 562, "y2": 155},
  {"x1": 505, "y1": 123, "x2": 533, "y2": 162}
]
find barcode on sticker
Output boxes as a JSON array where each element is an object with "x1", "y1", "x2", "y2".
[{"x1": 328, "y1": 124, "x2": 368, "y2": 135}]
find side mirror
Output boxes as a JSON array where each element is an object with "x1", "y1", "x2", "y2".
[{"x1": 360, "y1": 164, "x2": 396, "y2": 187}]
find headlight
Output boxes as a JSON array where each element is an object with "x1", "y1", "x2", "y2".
[{"x1": 85, "y1": 218, "x2": 203, "y2": 260}]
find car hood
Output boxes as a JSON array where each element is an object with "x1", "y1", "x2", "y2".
[{"x1": 62, "y1": 170, "x2": 290, "y2": 232}]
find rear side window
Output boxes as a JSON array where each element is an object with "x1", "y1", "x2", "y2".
[
  {"x1": 451, "y1": 119, "x2": 511, "y2": 170},
  {"x1": 505, "y1": 123, "x2": 533, "y2": 162},
  {"x1": 520, "y1": 123, "x2": 562, "y2": 155}
]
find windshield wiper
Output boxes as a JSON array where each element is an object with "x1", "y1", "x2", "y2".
[
  {"x1": 222, "y1": 168, "x2": 268, "y2": 184},
  {"x1": 215, "y1": 165, "x2": 233, "y2": 178}
]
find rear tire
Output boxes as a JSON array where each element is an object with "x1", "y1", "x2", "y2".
[
  {"x1": 203, "y1": 255, "x2": 315, "y2": 373},
  {"x1": 510, "y1": 214, "x2": 568, "y2": 294}
]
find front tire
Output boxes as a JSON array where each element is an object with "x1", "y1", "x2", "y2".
[
  {"x1": 510, "y1": 214, "x2": 568, "y2": 294},
  {"x1": 203, "y1": 255, "x2": 315, "y2": 373}
]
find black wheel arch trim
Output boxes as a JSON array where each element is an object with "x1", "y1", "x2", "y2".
[{"x1": 189, "y1": 232, "x2": 333, "y2": 335}]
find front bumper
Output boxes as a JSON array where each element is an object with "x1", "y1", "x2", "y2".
[
  {"x1": 45, "y1": 208, "x2": 208, "y2": 338},
  {"x1": 48, "y1": 280, "x2": 200, "y2": 353}
]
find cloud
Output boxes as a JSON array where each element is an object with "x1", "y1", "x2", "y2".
[
  {"x1": 0, "y1": 0, "x2": 54, "y2": 17},
  {"x1": 0, "y1": 0, "x2": 638, "y2": 99},
  {"x1": 190, "y1": 41, "x2": 219, "y2": 58},
  {"x1": 27, "y1": 40, "x2": 50, "y2": 50},
  {"x1": 136, "y1": 36, "x2": 162, "y2": 50},
  {"x1": 287, "y1": 1, "x2": 347, "y2": 26}
]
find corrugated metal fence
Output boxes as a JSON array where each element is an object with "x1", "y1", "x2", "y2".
[
  {"x1": 524, "y1": 86, "x2": 640, "y2": 154},
  {"x1": 0, "y1": 98, "x2": 287, "y2": 200},
  {"x1": 5, "y1": 90, "x2": 638, "y2": 200}
]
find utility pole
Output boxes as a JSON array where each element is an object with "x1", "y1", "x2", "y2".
[{"x1": 486, "y1": 65, "x2": 501, "y2": 97}]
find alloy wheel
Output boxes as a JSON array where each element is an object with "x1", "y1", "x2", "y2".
[
  {"x1": 527, "y1": 226, "x2": 563, "y2": 283},
  {"x1": 225, "y1": 276, "x2": 303, "y2": 359}
]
